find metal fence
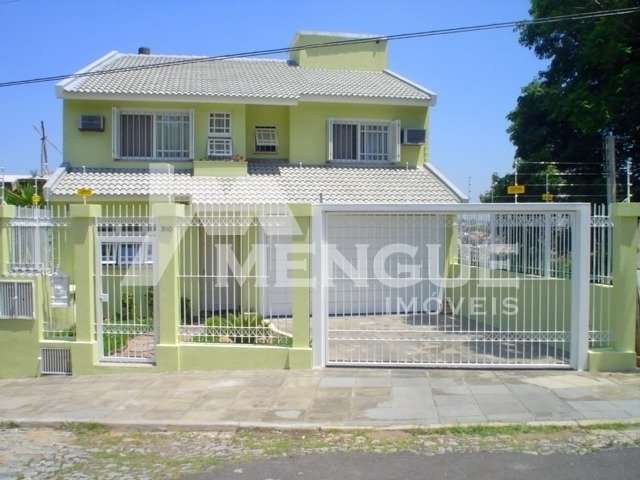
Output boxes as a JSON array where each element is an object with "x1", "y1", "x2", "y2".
[
  {"x1": 8, "y1": 205, "x2": 69, "y2": 274},
  {"x1": 314, "y1": 204, "x2": 590, "y2": 369},
  {"x1": 5, "y1": 205, "x2": 74, "y2": 340},
  {"x1": 176, "y1": 203, "x2": 294, "y2": 346},
  {"x1": 589, "y1": 204, "x2": 613, "y2": 348}
]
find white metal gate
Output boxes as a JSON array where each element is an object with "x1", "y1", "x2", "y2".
[
  {"x1": 95, "y1": 216, "x2": 157, "y2": 363},
  {"x1": 312, "y1": 204, "x2": 590, "y2": 370}
]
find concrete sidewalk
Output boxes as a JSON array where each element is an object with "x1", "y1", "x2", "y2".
[{"x1": 0, "y1": 369, "x2": 639, "y2": 429}]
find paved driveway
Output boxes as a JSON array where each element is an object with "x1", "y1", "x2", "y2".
[{"x1": 0, "y1": 369, "x2": 638, "y2": 428}]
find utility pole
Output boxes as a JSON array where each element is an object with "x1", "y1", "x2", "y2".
[
  {"x1": 39, "y1": 120, "x2": 49, "y2": 177},
  {"x1": 0, "y1": 167, "x2": 4, "y2": 205},
  {"x1": 605, "y1": 133, "x2": 616, "y2": 205},
  {"x1": 514, "y1": 158, "x2": 519, "y2": 204}
]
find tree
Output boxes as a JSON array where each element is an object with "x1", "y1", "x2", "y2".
[
  {"x1": 482, "y1": 0, "x2": 640, "y2": 203},
  {"x1": 3, "y1": 182, "x2": 40, "y2": 206}
]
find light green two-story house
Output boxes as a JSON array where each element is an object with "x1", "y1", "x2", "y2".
[
  {"x1": 25, "y1": 31, "x2": 466, "y2": 372},
  {"x1": 48, "y1": 31, "x2": 464, "y2": 203}
]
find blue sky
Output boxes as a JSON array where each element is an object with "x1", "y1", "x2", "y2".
[{"x1": 0, "y1": 0, "x2": 545, "y2": 200}]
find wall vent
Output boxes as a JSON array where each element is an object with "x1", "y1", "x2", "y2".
[
  {"x1": 40, "y1": 348, "x2": 72, "y2": 375},
  {"x1": 0, "y1": 281, "x2": 34, "y2": 319}
]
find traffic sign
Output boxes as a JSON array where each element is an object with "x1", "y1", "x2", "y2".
[{"x1": 507, "y1": 184, "x2": 525, "y2": 195}]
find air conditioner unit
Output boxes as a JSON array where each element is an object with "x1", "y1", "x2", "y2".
[
  {"x1": 402, "y1": 128, "x2": 426, "y2": 145},
  {"x1": 78, "y1": 115, "x2": 105, "y2": 132}
]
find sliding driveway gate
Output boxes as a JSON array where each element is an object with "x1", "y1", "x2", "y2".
[{"x1": 312, "y1": 204, "x2": 590, "y2": 369}]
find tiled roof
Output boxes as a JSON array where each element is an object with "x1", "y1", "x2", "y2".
[
  {"x1": 58, "y1": 53, "x2": 433, "y2": 103},
  {"x1": 46, "y1": 162, "x2": 463, "y2": 204}
]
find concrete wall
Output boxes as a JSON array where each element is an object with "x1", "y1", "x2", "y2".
[{"x1": 289, "y1": 32, "x2": 388, "y2": 71}]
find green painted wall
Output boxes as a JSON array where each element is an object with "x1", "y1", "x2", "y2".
[
  {"x1": 64, "y1": 99, "x2": 428, "y2": 171},
  {"x1": 0, "y1": 278, "x2": 42, "y2": 378},
  {"x1": 446, "y1": 265, "x2": 614, "y2": 361},
  {"x1": 290, "y1": 33, "x2": 387, "y2": 71},
  {"x1": 290, "y1": 102, "x2": 428, "y2": 167},
  {"x1": 63, "y1": 100, "x2": 247, "y2": 169},
  {"x1": 245, "y1": 105, "x2": 290, "y2": 161}
]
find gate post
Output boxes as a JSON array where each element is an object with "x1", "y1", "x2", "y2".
[
  {"x1": 288, "y1": 203, "x2": 313, "y2": 369},
  {"x1": 0, "y1": 204, "x2": 17, "y2": 275},
  {"x1": 69, "y1": 204, "x2": 101, "y2": 371},
  {"x1": 590, "y1": 203, "x2": 639, "y2": 371},
  {"x1": 152, "y1": 202, "x2": 184, "y2": 372}
]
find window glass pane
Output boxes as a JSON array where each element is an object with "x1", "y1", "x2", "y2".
[
  {"x1": 156, "y1": 113, "x2": 190, "y2": 159},
  {"x1": 255, "y1": 126, "x2": 277, "y2": 152},
  {"x1": 209, "y1": 113, "x2": 231, "y2": 135},
  {"x1": 332, "y1": 123, "x2": 358, "y2": 161},
  {"x1": 360, "y1": 124, "x2": 389, "y2": 162},
  {"x1": 208, "y1": 137, "x2": 232, "y2": 157},
  {"x1": 120, "y1": 113, "x2": 153, "y2": 158}
]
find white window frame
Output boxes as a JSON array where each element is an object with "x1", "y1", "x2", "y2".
[
  {"x1": 254, "y1": 126, "x2": 278, "y2": 153},
  {"x1": 100, "y1": 240, "x2": 154, "y2": 266},
  {"x1": 327, "y1": 118, "x2": 401, "y2": 164},
  {"x1": 208, "y1": 112, "x2": 233, "y2": 158},
  {"x1": 112, "y1": 108, "x2": 194, "y2": 161}
]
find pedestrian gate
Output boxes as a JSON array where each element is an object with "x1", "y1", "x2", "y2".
[{"x1": 95, "y1": 216, "x2": 157, "y2": 363}]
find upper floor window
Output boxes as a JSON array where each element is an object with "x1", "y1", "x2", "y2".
[
  {"x1": 254, "y1": 126, "x2": 278, "y2": 153},
  {"x1": 208, "y1": 112, "x2": 232, "y2": 158},
  {"x1": 112, "y1": 109, "x2": 193, "y2": 161},
  {"x1": 327, "y1": 119, "x2": 401, "y2": 164}
]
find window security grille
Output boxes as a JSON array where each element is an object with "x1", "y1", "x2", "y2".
[
  {"x1": 255, "y1": 126, "x2": 278, "y2": 153},
  {"x1": 113, "y1": 109, "x2": 193, "y2": 160},
  {"x1": 328, "y1": 119, "x2": 400, "y2": 163},
  {"x1": 0, "y1": 281, "x2": 34, "y2": 319},
  {"x1": 208, "y1": 112, "x2": 232, "y2": 158}
]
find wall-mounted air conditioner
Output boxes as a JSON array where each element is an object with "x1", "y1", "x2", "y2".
[
  {"x1": 78, "y1": 115, "x2": 105, "y2": 132},
  {"x1": 401, "y1": 128, "x2": 426, "y2": 145}
]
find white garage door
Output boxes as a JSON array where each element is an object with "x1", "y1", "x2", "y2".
[
  {"x1": 327, "y1": 213, "x2": 445, "y2": 316},
  {"x1": 260, "y1": 230, "x2": 293, "y2": 319}
]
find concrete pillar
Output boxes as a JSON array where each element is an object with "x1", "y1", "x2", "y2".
[
  {"x1": 70, "y1": 204, "x2": 101, "y2": 342},
  {"x1": 0, "y1": 204, "x2": 16, "y2": 276},
  {"x1": 589, "y1": 202, "x2": 639, "y2": 371},
  {"x1": 152, "y1": 202, "x2": 185, "y2": 371},
  {"x1": 69, "y1": 204, "x2": 101, "y2": 371},
  {"x1": 610, "y1": 204, "x2": 639, "y2": 357},
  {"x1": 289, "y1": 204, "x2": 312, "y2": 357}
]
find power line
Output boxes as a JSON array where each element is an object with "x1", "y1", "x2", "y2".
[
  {"x1": 1, "y1": 7, "x2": 639, "y2": 88},
  {"x1": 517, "y1": 161, "x2": 604, "y2": 166}
]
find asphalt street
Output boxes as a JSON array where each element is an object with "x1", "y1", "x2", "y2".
[{"x1": 188, "y1": 448, "x2": 640, "y2": 480}]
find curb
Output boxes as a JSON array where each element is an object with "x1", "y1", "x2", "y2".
[{"x1": 2, "y1": 416, "x2": 639, "y2": 433}]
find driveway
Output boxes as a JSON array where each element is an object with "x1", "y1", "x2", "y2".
[{"x1": 0, "y1": 369, "x2": 639, "y2": 428}]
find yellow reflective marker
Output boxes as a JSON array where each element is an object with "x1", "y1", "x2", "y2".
[
  {"x1": 507, "y1": 184, "x2": 525, "y2": 195},
  {"x1": 542, "y1": 193, "x2": 554, "y2": 202},
  {"x1": 76, "y1": 186, "x2": 94, "y2": 204},
  {"x1": 31, "y1": 193, "x2": 41, "y2": 205}
]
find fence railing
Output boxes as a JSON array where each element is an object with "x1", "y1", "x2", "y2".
[
  {"x1": 1, "y1": 202, "x2": 617, "y2": 356},
  {"x1": 176, "y1": 203, "x2": 294, "y2": 346},
  {"x1": 456, "y1": 212, "x2": 573, "y2": 279},
  {"x1": 8, "y1": 205, "x2": 69, "y2": 275}
]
